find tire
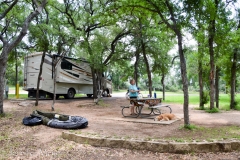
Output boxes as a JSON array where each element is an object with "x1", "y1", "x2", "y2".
[
  {"x1": 48, "y1": 116, "x2": 88, "y2": 129},
  {"x1": 102, "y1": 91, "x2": 107, "y2": 97},
  {"x1": 67, "y1": 89, "x2": 75, "y2": 99},
  {"x1": 22, "y1": 116, "x2": 43, "y2": 126},
  {"x1": 31, "y1": 110, "x2": 88, "y2": 129},
  {"x1": 87, "y1": 94, "x2": 93, "y2": 98}
]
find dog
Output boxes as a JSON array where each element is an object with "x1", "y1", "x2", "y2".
[{"x1": 154, "y1": 113, "x2": 179, "y2": 121}]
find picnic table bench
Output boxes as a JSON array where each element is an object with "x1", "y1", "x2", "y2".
[{"x1": 121, "y1": 98, "x2": 172, "y2": 118}]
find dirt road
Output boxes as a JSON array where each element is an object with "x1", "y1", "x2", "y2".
[{"x1": 1, "y1": 97, "x2": 240, "y2": 159}]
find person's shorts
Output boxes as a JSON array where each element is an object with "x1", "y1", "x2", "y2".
[{"x1": 130, "y1": 97, "x2": 137, "y2": 104}]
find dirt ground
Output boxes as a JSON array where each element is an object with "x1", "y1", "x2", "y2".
[{"x1": 1, "y1": 96, "x2": 240, "y2": 160}]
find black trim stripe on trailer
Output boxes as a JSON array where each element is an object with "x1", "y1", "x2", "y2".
[
  {"x1": 60, "y1": 71, "x2": 79, "y2": 80},
  {"x1": 44, "y1": 58, "x2": 52, "y2": 66},
  {"x1": 72, "y1": 68, "x2": 92, "y2": 76},
  {"x1": 65, "y1": 70, "x2": 80, "y2": 78},
  {"x1": 84, "y1": 79, "x2": 92, "y2": 82},
  {"x1": 62, "y1": 59, "x2": 88, "y2": 72}
]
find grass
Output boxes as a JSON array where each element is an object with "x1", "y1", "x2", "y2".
[
  {"x1": 181, "y1": 124, "x2": 198, "y2": 130},
  {"x1": 6, "y1": 88, "x2": 240, "y2": 110},
  {"x1": 166, "y1": 125, "x2": 240, "y2": 142},
  {"x1": 70, "y1": 125, "x2": 240, "y2": 143},
  {"x1": 0, "y1": 112, "x2": 12, "y2": 119},
  {"x1": 119, "y1": 89, "x2": 240, "y2": 110},
  {"x1": 8, "y1": 94, "x2": 28, "y2": 99},
  {"x1": 161, "y1": 92, "x2": 240, "y2": 111},
  {"x1": 205, "y1": 107, "x2": 219, "y2": 113}
]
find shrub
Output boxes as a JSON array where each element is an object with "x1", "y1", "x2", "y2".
[
  {"x1": 205, "y1": 107, "x2": 219, "y2": 113},
  {"x1": 202, "y1": 91, "x2": 210, "y2": 105},
  {"x1": 181, "y1": 124, "x2": 198, "y2": 130}
]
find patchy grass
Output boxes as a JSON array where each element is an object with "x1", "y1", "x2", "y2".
[
  {"x1": 0, "y1": 112, "x2": 12, "y2": 119},
  {"x1": 205, "y1": 107, "x2": 219, "y2": 113},
  {"x1": 163, "y1": 125, "x2": 240, "y2": 143},
  {"x1": 8, "y1": 94, "x2": 28, "y2": 99},
  {"x1": 71, "y1": 125, "x2": 240, "y2": 143},
  {"x1": 97, "y1": 99, "x2": 109, "y2": 107},
  {"x1": 181, "y1": 124, "x2": 198, "y2": 130}
]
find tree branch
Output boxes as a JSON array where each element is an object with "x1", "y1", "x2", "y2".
[
  {"x1": 171, "y1": 55, "x2": 179, "y2": 66},
  {"x1": 0, "y1": 0, "x2": 18, "y2": 20},
  {"x1": 103, "y1": 30, "x2": 131, "y2": 65},
  {"x1": 7, "y1": 0, "x2": 47, "y2": 52}
]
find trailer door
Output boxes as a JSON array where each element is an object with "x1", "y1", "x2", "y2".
[{"x1": 24, "y1": 55, "x2": 42, "y2": 89}]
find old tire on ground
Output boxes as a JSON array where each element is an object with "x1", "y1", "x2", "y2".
[
  {"x1": 22, "y1": 116, "x2": 43, "y2": 126},
  {"x1": 31, "y1": 110, "x2": 88, "y2": 129},
  {"x1": 48, "y1": 116, "x2": 88, "y2": 129}
]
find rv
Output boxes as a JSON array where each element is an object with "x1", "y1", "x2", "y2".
[{"x1": 23, "y1": 52, "x2": 112, "y2": 99}]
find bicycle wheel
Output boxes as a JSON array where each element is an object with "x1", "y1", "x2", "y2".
[
  {"x1": 121, "y1": 106, "x2": 130, "y2": 117},
  {"x1": 137, "y1": 93, "x2": 143, "y2": 99},
  {"x1": 125, "y1": 93, "x2": 129, "y2": 99}
]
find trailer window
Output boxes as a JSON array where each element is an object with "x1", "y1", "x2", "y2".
[{"x1": 61, "y1": 60, "x2": 72, "y2": 70}]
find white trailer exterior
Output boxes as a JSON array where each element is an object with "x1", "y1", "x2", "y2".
[{"x1": 23, "y1": 52, "x2": 112, "y2": 99}]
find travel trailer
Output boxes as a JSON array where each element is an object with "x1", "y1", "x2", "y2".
[{"x1": 23, "y1": 52, "x2": 112, "y2": 99}]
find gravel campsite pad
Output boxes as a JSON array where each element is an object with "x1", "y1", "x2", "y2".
[{"x1": 1, "y1": 97, "x2": 240, "y2": 159}]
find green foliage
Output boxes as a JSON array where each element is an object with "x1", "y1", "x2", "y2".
[
  {"x1": 0, "y1": 112, "x2": 12, "y2": 119},
  {"x1": 165, "y1": 85, "x2": 179, "y2": 92},
  {"x1": 8, "y1": 94, "x2": 28, "y2": 99},
  {"x1": 202, "y1": 91, "x2": 210, "y2": 105},
  {"x1": 181, "y1": 124, "x2": 198, "y2": 130},
  {"x1": 233, "y1": 101, "x2": 240, "y2": 110},
  {"x1": 205, "y1": 107, "x2": 219, "y2": 113}
]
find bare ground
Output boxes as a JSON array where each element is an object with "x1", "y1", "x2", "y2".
[{"x1": 1, "y1": 97, "x2": 240, "y2": 160}]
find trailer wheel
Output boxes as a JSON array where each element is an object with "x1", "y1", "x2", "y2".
[
  {"x1": 87, "y1": 94, "x2": 93, "y2": 98},
  {"x1": 66, "y1": 89, "x2": 75, "y2": 99}
]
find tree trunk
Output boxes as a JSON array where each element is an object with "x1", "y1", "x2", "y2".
[
  {"x1": 52, "y1": 61, "x2": 57, "y2": 111},
  {"x1": 208, "y1": 19, "x2": 216, "y2": 110},
  {"x1": 230, "y1": 21, "x2": 239, "y2": 109},
  {"x1": 91, "y1": 68, "x2": 98, "y2": 100},
  {"x1": 176, "y1": 32, "x2": 190, "y2": 126},
  {"x1": 15, "y1": 49, "x2": 18, "y2": 95},
  {"x1": 230, "y1": 48, "x2": 237, "y2": 109},
  {"x1": 134, "y1": 49, "x2": 140, "y2": 86},
  {"x1": 142, "y1": 41, "x2": 152, "y2": 97},
  {"x1": 208, "y1": 0, "x2": 219, "y2": 110},
  {"x1": 97, "y1": 71, "x2": 103, "y2": 99},
  {"x1": 215, "y1": 66, "x2": 220, "y2": 108},
  {"x1": 198, "y1": 43, "x2": 204, "y2": 109},
  {"x1": 147, "y1": 0, "x2": 190, "y2": 125},
  {"x1": 0, "y1": 49, "x2": 8, "y2": 114},
  {"x1": 35, "y1": 51, "x2": 46, "y2": 106}
]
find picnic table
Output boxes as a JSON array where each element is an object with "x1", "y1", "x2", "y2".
[{"x1": 121, "y1": 98, "x2": 172, "y2": 118}]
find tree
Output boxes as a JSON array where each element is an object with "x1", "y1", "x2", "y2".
[
  {"x1": 230, "y1": 19, "x2": 240, "y2": 109},
  {"x1": 0, "y1": 0, "x2": 47, "y2": 114},
  {"x1": 144, "y1": 0, "x2": 190, "y2": 126}
]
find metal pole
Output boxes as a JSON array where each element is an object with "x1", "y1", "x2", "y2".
[{"x1": 16, "y1": 81, "x2": 19, "y2": 99}]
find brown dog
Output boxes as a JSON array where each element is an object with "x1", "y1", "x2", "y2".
[{"x1": 155, "y1": 113, "x2": 179, "y2": 121}]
